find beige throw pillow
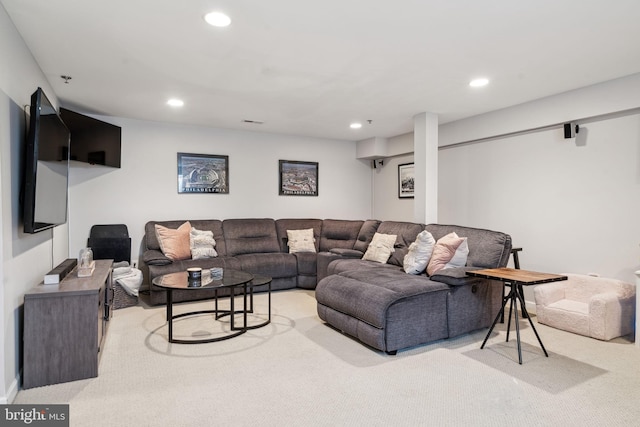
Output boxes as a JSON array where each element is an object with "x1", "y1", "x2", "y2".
[
  {"x1": 287, "y1": 229, "x2": 316, "y2": 253},
  {"x1": 155, "y1": 221, "x2": 192, "y2": 260},
  {"x1": 426, "y1": 232, "x2": 465, "y2": 276},
  {"x1": 362, "y1": 232, "x2": 397, "y2": 264},
  {"x1": 190, "y1": 227, "x2": 218, "y2": 259},
  {"x1": 403, "y1": 230, "x2": 436, "y2": 274}
]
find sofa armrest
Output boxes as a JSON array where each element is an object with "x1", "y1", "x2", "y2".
[
  {"x1": 589, "y1": 292, "x2": 622, "y2": 313},
  {"x1": 431, "y1": 267, "x2": 484, "y2": 286},
  {"x1": 329, "y1": 248, "x2": 364, "y2": 258},
  {"x1": 143, "y1": 249, "x2": 172, "y2": 266},
  {"x1": 588, "y1": 291, "x2": 633, "y2": 340},
  {"x1": 532, "y1": 281, "x2": 566, "y2": 306}
]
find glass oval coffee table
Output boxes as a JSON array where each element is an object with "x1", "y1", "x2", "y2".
[{"x1": 153, "y1": 269, "x2": 270, "y2": 344}]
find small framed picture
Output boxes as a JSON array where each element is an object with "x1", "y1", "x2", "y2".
[
  {"x1": 177, "y1": 153, "x2": 229, "y2": 194},
  {"x1": 398, "y1": 163, "x2": 414, "y2": 198},
  {"x1": 279, "y1": 160, "x2": 318, "y2": 196}
]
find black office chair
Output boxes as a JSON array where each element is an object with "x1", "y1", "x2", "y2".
[{"x1": 87, "y1": 224, "x2": 131, "y2": 264}]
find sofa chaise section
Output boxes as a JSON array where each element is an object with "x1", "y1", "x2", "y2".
[
  {"x1": 316, "y1": 268, "x2": 450, "y2": 354},
  {"x1": 315, "y1": 223, "x2": 512, "y2": 353}
]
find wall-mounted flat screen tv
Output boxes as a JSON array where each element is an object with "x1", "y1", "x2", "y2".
[
  {"x1": 23, "y1": 87, "x2": 70, "y2": 234},
  {"x1": 60, "y1": 108, "x2": 121, "y2": 168}
]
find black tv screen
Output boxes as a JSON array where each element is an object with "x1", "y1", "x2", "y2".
[
  {"x1": 23, "y1": 88, "x2": 70, "y2": 234},
  {"x1": 60, "y1": 108, "x2": 121, "y2": 168}
]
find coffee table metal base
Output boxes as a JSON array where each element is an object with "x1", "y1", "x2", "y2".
[
  {"x1": 165, "y1": 284, "x2": 248, "y2": 344},
  {"x1": 215, "y1": 275, "x2": 272, "y2": 331}
]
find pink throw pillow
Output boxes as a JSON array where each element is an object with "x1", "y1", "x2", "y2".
[
  {"x1": 426, "y1": 232, "x2": 465, "y2": 276},
  {"x1": 155, "y1": 221, "x2": 192, "y2": 260}
]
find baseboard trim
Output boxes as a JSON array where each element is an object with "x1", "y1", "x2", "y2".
[
  {"x1": 0, "y1": 373, "x2": 20, "y2": 404},
  {"x1": 524, "y1": 299, "x2": 537, "y2": 316}
]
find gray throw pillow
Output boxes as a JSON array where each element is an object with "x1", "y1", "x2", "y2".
[{"x1": 190, "y1": 227, "x2": 218, "y2": 260}]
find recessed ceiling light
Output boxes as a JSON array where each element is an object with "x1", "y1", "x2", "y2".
[
  {"x1": 167, "y1": 99, "x2": 184, "y2": 107},
  {"x1": 204, "y1": 11, "x2": 231, "y2": 27},
  {"x1": 350, "y1": 122, "x2": 362, "y2": 129},
  {"x1": 469, "y1": 78, "x2": 489, "y2": 88}
]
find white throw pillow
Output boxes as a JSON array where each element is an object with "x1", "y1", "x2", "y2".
[
  {"x1": 444, "y1": 237, "x2": 469, "y2": 269},
  {"x1": 362, "y1": 233, "x2": 397, "y2": 264},
  {"x1": 287, "y1": 229, "x2": 316, "y2": 253},
  {"x1": 403, "y1": 230, "x2": 436, "y2": 274},
  {"x1": 190, "y1": 227, "x2": 218, "y2": 260}
]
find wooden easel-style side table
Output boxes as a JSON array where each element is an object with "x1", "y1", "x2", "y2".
[{"x1": 467, "y1": 268, "x2": 567, "y2": 364}]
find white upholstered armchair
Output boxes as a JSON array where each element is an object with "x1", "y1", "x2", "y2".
[{"x1": 533, "y1": 273, "x2": 636, "y2": 341}]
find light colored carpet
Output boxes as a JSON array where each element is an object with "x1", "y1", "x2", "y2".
[{"x1": 13, "y1": 289, "x2": 640, "y2": 427}]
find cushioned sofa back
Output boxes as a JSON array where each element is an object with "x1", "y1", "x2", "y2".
[
  {"x1": 425, "y1": 224, "x2": 512, "y2": 268},
  {"x1": 377, "y1": 221, "x2": 424, "y2": 266},
  {"x1": 275, "y1": 219, "x2": 323, "y2": 252},
  {"x1": 352, "y1": 219, "x2": 381, "y2": 253},
  {"x1": 319, "y1": 219, "x2": 364, "y2": 252},
  {"x1": 223, "y1": 218, "x2": 280, "y2": 256},
  {"x1": 144, "y1": 220, "x2": 227, "y2": 256}
]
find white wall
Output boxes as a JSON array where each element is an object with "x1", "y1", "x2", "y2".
[
  {"x1": 0, "y1": 5, "x2": 69, "y2": 403},
  {"x1": 372, "y1": 133, "x2": 415, "y2": 222},
  {"x1": 372, "y1": 153, "x2": 414, "y2": 222},
  {"x1": 437, "y1": 77, "x2": 640, "y2": 308},
  {"x1": 439, "y1": 111, "x2": 640, "y2": 303},
  {"x1": 439, "y1": 73, "x2": 640, "y2": 147},
  {"x1": 68, "y1": 118, "x2": 373, "y2": 262}
]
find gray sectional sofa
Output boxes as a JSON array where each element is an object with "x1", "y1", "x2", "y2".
[{"x1": 140, "y1": 218, "x2": 512, "y2": 353}]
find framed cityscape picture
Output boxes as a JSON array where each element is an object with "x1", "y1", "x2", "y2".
[
  {"x1": 177, "y1": 152, "x2": 229, "y2": 194},
  {"x1": 398, "y1": 162, "x2": 414, "y2": 198},
  {"x1": 279, "y1": 160, "x2": 318, "y2": 196}
]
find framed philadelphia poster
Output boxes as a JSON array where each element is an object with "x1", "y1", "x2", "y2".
[
  {"x1": 279, "y1": 160, "x2": 318, "y2": 196},
  {"x1": 177, "y1": 153, "x2": 229, "y2": 194}
]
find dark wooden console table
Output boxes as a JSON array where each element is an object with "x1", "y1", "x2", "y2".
[
  {"x1": 23, "y1": 259, "x2": 113, "y2": 388},
  {"x1": 467, "y1": 267, "x2": 567, "y2": 364}
]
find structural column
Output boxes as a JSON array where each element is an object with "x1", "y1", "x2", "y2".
[{"x1": 413, "y1": 112, "x2": 438, "y2": 224}]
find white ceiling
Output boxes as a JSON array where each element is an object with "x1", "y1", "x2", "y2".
[{"x1": 3, "y1": 0, "x2": 640, "y2": 141}]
